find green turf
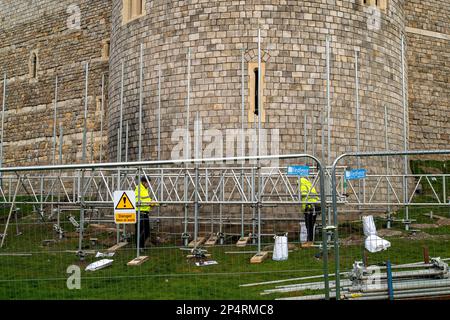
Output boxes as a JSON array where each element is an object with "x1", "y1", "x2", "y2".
[
  {"x1": 0, "y1": 160, "x2": 449, "y2": 299},
  {"x1": 1, "y1": 216, "x2": 449, "y2": 300}
]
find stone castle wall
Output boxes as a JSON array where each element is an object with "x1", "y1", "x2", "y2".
[
  {"x1": 0, "y1": 0, "x2": 111, "y2": 166},
  {"x1": 107, "y1": 0, "x2": 409, "y2": 177},
  {"x1": 405, "y1": 0, "x2": 450, "y2": 156},
  {"x1": 1, "y1": 0, "x2": 447, "y2": 236}
]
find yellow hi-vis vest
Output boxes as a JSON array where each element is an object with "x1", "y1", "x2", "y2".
[
  {"x1": 300, "y1": 177, "x2": 319, "y2": 211},
  {"x1": 135, "y1": 183, "x2": 155, "y2": 213}
]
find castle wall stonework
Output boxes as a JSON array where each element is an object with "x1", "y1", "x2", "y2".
[
  {"x1": 0, "y1": 0, "x2": 448, "y2": 170},
  {"x1": 0, "y1": 0, "x2": 111, "y2": 166},
  {"x1": 108, "y1": 0, "x2": 409, "y2": 175},
  {"x1": 0, "y1": 1, "x2": 447, "y2": 234},
  {"x1": 405, "y1": 0, "x2": 450, "y2": 155}
]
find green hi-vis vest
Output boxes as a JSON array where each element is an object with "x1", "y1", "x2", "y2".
[
  {"x1": 135, "y1": 183, "x2": 155, "y2": 212},
  {"x1": 299, "y1": 177, "x2": 319, "y2": 211}
]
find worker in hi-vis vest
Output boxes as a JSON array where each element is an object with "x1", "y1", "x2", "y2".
[
  {"x1": 300, "y1": 177, "x2": 320, "y2": 247},
  {"x1": 135, "y1": 176, "x2": 159, "y2": 250}
]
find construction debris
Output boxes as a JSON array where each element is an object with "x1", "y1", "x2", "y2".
[
  {"x1": 85, "y1": 259, "x2": 113, "y2": 271},
  {"x1": 95, "y1": 251, "x2": 115, "y2": 258},
  {"x1": 195, "y1": 260, "x2": 218, "y2": 267},
  {"x1": 42, "y1": 239, "x2": 56, "y2": 246},
  {"x1": 188, "y1": 237, "x2": 206, "y2": 248}
]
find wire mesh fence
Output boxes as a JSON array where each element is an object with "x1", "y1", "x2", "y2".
[
  {"x1": 0, "y1": 154, "x2": 333, "y2": 300},
  {"x1": 1, "y1": 151, "x2": 450, "y2": 300},
  {"x1": 326, "y1": 151, "x2": 450, "y2": 301}
]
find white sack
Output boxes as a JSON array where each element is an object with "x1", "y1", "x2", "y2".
[
  {"x1": 300, "y1": 222, "x2": 308, "y2": 243},
  {"x1": 362, "y1": 215, "x2": 391, "y2": 253},
  {"x1": 365, "y1": 235, "x2": 391, "y2": 253},
  {"x1": 362, "y1": 215, "x2": 377, "y2": 237},
  {"x1": 273, "y1": 236, "x2": 288, "y2": 261}
]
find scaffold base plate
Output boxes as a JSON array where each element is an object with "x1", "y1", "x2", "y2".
[
  {"x1": 188, "y1": 237, "x2": 206, "y2": 248},
  {"x1": 107, "y1": 241, "x2": 128, "y2": 252},
  {"x1": 236, "y1": 237, "x2": 250, "y2": 247},
  {"x1": 127, "y1": 256, "x2": 149, "y2": 266},
  {"x1": 250, "y1": 251, "x2": 269, "y2": 264},
  {"x1": 204, "y1": 236, "x2": 218, "y2": 247}
]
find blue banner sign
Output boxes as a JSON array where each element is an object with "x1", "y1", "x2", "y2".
[
  {"x1": 287, "y1": 165, "x2": 310, "y2": 177},
  {"x1": 345, "y1": 169, "x2": 367, "y2": 180}
]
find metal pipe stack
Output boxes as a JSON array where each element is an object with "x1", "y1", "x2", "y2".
[{"x1": 272, "y1": 258, "x2": 450, "y2": 300}]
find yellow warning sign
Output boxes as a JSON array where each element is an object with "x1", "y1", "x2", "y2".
[
  {"x1": 115, "y1": 192, "x2": 135, "y2": 210},
  {"x1": 114, "y1": 212, "x2": 136, "y2": 224}
]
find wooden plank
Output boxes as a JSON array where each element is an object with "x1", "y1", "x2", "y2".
[
  {"x1": 106, "y1": 241, "x2": 128, "y2": 252},
  {"x1": 187, "y1": 254, "x2": 211, "y2": 259},
  {"x1": 42, "y1": 239, "x2": 56, "y2": 246},
  {"x1": 204, "y1": 235, "x2": 218, "y2": 247},
  {"x1": 250, "y1": 251, "x2": 269, "y2": 264},
  {"x1": 127, "y1": 256, "x2": 149, "y2": 266},
  {"x1": 188, "y1": 237, "x2": 206, "y2": 248},
  {"x1": 236, "y1": 236, "x2": 250, "y2": 247}
]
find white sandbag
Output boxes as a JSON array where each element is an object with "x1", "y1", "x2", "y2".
[
  {"x1": 362, "y1": 215, "x2": 390, "y2": 253},
  {"x1": 273, "y1": 235, "x2": 288, "y2": 261},
  {"x1": 85, "y1": 259, "x2": 113, "y2": 271},
  {"x1": 300, "y1": 222, "x2": 308, "y2": 243},
  {"x1": 362, "y1": 215, "x2": 377, "y2": 237}
]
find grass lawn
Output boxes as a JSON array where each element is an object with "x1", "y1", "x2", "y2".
[
  {"x1": 1, "y1": 213, "x2": 449, "y2": 300},
  {"x1": 0, "y1": 160, "x2": 449, "y2": 299}
]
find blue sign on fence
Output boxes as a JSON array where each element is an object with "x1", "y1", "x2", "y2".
[
  {"x1": 287, "y1": 165, "x2": 310, "y2": 177},
  {"x1": 345, "y1": 169, "x2": 367, "y2": 180}
]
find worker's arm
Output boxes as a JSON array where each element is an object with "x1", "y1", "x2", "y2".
[
  {"x1": 149, "y1": 199, "x2": 159, "y2": 207},
  {"x1": 142, "y1": 196, "x2": 159, "y2": 207}
]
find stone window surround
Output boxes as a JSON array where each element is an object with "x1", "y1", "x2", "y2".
[
  {"x1": 102, "y1": 39, "x2": 110, "y2": 60},
  {"x1": 29, "y1": 49, "x2": 39, "y2": 82},
  {"x1": 122, "y1": 0, "x2": 146, "y2": 25},
  {"x1": 360, "y1": 0, "x2": 388, "y2": 12},
  {"x1": 248, "y1": 61, "x2": 266, "y2": 123}
]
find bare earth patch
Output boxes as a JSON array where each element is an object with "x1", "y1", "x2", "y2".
[
  {"x1": 404, "y1": 232, "x2": 450, "y2": 241},
  {"x1": 377, "y1": 229, "x2": 403, "y2": 237},
  {"x1": 418, "y1": 166, "x2": 443, "y2": 174},
  {"x1": 263, "y1": 244, "x2": 298, "y2": 251},
  {"x1": 437, "y1": 219, "x2": 450, "y2": 226},
  {"x1": 341, "y1": 235, "x2": 364, "y2": 246},
  {"x1": 410, "y1": 223, "x2": 439, "y2": 229}
]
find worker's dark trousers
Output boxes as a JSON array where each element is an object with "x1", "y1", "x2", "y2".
[
  {"x1": 135, "y1": 212, "x2": 150, "y2": 249},
  {"x1": 304, "y1": 205, "x2": 320, "y2": 242}
]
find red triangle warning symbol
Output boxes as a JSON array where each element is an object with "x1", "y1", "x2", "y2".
[{"x1": 115, "y1": 192, "x2": 135, "y2": 210}]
